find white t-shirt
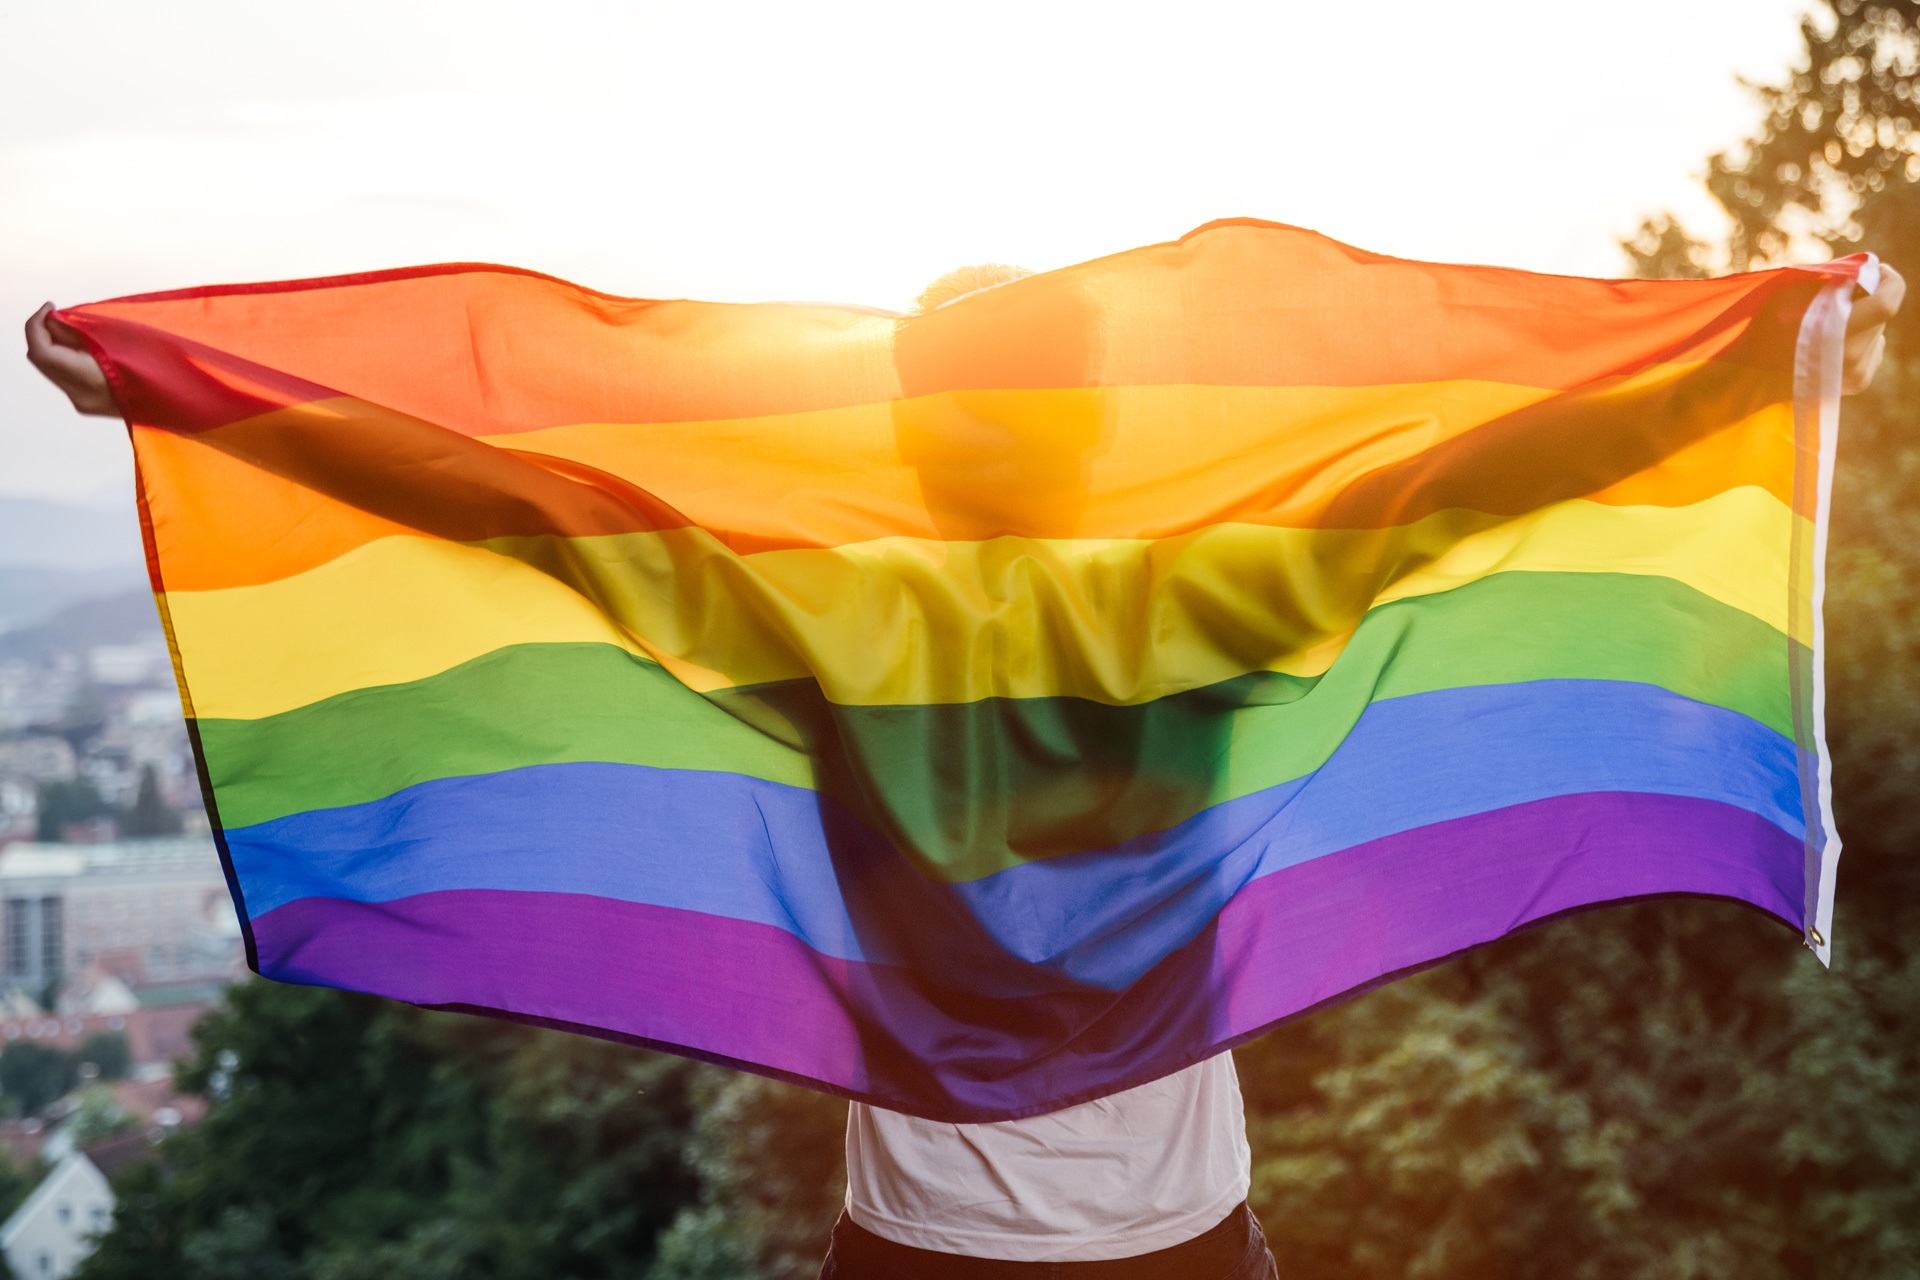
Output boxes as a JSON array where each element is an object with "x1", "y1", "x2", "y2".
[{"x1": 844, "y1": 1054, "x2": 1251, "y2": 1262}]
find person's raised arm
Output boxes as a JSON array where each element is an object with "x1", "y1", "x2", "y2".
[
  {"x1": 24, "y1": 302, "x2": 115, "y2": 416},
  {"x1": 21, "y1": 264, "x2": 1909, "y2": 418}
]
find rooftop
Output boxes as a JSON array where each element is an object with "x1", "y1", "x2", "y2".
[{"x1": 0, "y1": 838, "x2": 220, "y2": 882}]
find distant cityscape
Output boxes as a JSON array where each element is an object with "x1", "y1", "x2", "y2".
[
  {"x1": 0, "y1": 635, "x2": 205, "y2": 846},
  {"x1": 0, "y1": 493, "x2": 199, "y2": 831},
  {"x1": 0, "y1": 494, "x2": 237, "y2": 1273},
  {"x1": 0, "y1": 497, "x2": 240, "y2": 994}
]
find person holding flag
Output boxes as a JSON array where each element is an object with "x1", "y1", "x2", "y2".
[{"x1": 23, "y1": 238, "x2": 1905, "y2": 1279}]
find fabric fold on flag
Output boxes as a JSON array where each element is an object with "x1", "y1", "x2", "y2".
[{"x1": 59, "y1": 219, "x2": 1868, "y2": 1120}]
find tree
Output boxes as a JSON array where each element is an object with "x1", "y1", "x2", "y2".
[
  {"x1": 646, "y1": 1072, "x2": 846, "y2": 1280},
  {"x1": 1238, "y1": 893, "x2": 1920, "y2": 1279},
  {"x1": 1216, "y1": 5, "x2": 1920, "y2": 1271},
  {"x1": 1704, "y1": 1, "x2": 1920, "y2": 272},
  {"x1": 34, "y1": 777, "x2": 108, "y2": 842},
  {"x1": 118, "y1": 765, "x2": 182, "y2": 839},
  {"x1": 69, "y1": 1085, "x2": 136, "y2": 1148},
  {"x1": 76, "y1": 1032, "x2": 131, "y2": 1082},
  {"x1": 1620, "y1": 213, "x2": 1714, "y2": 279},
  {"x1": 76, "y1": 981, "x2": 704, "y2": 1280},
  {"x1": 0, "y1": 1155, "x2": 42, "y2": 1235},
  {"x1": 0, "y1": 1042, "x2": 77, "y2": 1119}
]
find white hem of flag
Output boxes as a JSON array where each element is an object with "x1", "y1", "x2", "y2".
[{"x1": 1799, "y1": 252, "x2": 1877, "y2": 966}]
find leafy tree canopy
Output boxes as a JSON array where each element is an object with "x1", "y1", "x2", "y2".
[
  {"x1": 1708, "y1": 0, "x2": 1920, "y2": 271},
  {"x1": 35, "y1": 777, "x2": 107, "y2": 843},
  {"x1": 119, "y1": 764, "x2": 183, "y2": 839},
  {"x1": 0, "y1": 1042, "x2": 77, "y2": 1120},
  {"x1": 76, "y1": 983, "x2": 702, "y2": 1280},
  {"x1": 76, "y1": 1032, "x2": 132, "y2": 1083}
]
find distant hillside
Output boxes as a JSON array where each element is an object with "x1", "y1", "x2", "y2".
[
  {"x1": 0, "y1": 493, "x2": 144, "y2": 572},
  {"x1": 0, "y1": 564, "x2": 149, "y2": 634},
  {"x1": 0, "y1": 589, "x2": 162, "y2": 662}
]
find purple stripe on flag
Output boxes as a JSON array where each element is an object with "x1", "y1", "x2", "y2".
[
  {"x1": 250, "y1": 791, "x2": 1803, "y2": 1121},
  {"x1": 1206, "y1": 789, "x2": 1804, "y2": 1041}
]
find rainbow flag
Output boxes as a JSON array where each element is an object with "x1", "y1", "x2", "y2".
[{"x1": 58, "y1": 221, "x2": 1869, "y2": 1121}]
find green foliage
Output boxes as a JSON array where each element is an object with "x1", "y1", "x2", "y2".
[
  {"x1": 1279, "y1": 7, "x2": 1920, "y2": 1269},
  {"x1": 0, "y1": 1035, "x2": 133, "y2": 1127},
  {"x1": 176, "y1": 1206, "x2": 302, "y2": 1280},
  {"x1": 74, "y1": 981, "x2": 703, "y2": 1280},
  {"x1": 645, "y1": 1071, "x2": 846, "y2": 1280},
  {"x1": 1822, "y1": 349, "x2": 1920, "y2": 867},
  {"x1": 1706, "y1": 0, "x2": 1920, "y2": 270},
  {"x1": 1621, "y1": 214, "x2": 1715, "y2": 279},
  {"x1": 76, "y1": 1032, "x2": 131, "y2": 1083},
  {"x1": 1236, "y1": 890, "x2": 1920, "y2": 1278},
  {"x1": 69, "y1": 1085, "x2": 136, "y2": 1148},
  {"x1": 0, "y1": 1041, "x2": 77, "y2": 1119},
  {"x1": 645, "y1": 1206, "x2": 765, "y2": 1280},
  {"x1": 34, "y1": 777, "x2": 107, "y2": 842},
  {"x1": 0, "y1": 1154, "x2": 42, "y2": 1228},
  {"x1": 118, "y1": 763, "x2": 182, "y2": 838}
]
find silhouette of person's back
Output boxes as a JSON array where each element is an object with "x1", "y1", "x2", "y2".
[{"x1": 892, "y1": 265, "x2": 1107, "y2": 541}]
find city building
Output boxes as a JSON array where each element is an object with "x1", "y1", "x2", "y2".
[
  {"x1": 0, "y1": 740, "x2": 75, "y2": 786},
  {"x1": 0, "y1": 661, "x2": 80, "y2": 736},
  {"x1": 0, "y1": 839, "x2": 241, "y2": 992},
  {"x1": 0, "y1": 1153, "x2": 112, "y2": 1280},
  {"x1": 85, "y1": 643, "x2": 169, "y2": 689}
]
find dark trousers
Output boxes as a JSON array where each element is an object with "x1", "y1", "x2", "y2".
[{"x1": 818, "y1": 1203, "x2": 1278, "y2": 1280}]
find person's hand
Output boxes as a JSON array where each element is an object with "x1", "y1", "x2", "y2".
[
  {"x1": 24, "y1": 302, "x2": 116, "y2": 416},
  {"x1": 1844, "y1": 264, "x2": 1906, "y2": 395}
]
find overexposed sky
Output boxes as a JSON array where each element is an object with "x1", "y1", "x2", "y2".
[{"x1": 2, "y1": 0, "x2": 1812, "y2": 498}]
